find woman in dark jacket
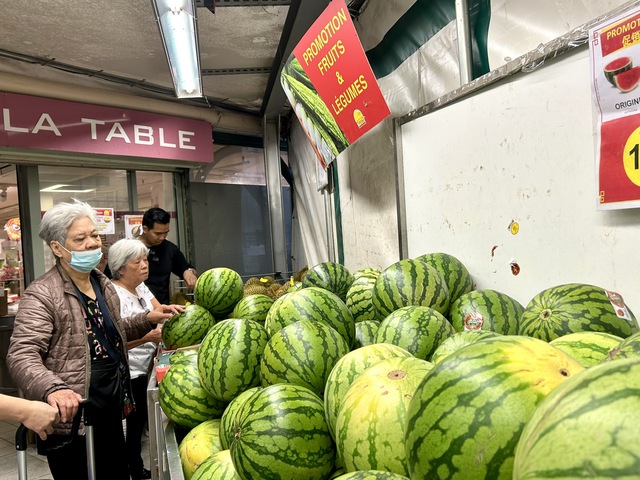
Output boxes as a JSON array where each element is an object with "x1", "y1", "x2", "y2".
[{"x1": 7, "y1": 199, "x2": 178, "y2": 480}]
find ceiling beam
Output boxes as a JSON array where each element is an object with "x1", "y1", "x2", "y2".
[{"x1": 260, "y1": 0, "x2": 331, "y2": 119}]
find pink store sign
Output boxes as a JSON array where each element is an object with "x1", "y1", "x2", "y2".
[{"x1": 0, "y1": 92, "x2": 213, "y2": 163}]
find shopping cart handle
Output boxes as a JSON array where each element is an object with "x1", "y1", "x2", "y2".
[{"x1": 15, "y1": 424, "x2": 28, "y2": 452}]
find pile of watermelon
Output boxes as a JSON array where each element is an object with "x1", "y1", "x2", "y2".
[{"x1": 156, "y1": 259, "x2": 640, "y2": 480}]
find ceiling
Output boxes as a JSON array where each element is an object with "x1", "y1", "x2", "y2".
[{"x1": 0, "y1": 0, "x2": 368, "y2": 125}]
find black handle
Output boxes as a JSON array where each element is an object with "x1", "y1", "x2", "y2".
[{"x1": 15, "y1": 399, "x2": 90, "y2": 452}]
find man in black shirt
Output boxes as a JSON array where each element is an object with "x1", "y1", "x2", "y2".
[{"x1": 138, "y1": 208, "x2": 197, "y2": 304}]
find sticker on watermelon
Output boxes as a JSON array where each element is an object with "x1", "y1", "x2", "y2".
[
  {"x1": 464, "y1": 311, "x2": 484, "y2": 331},
  {"x1": 605, "y1": 290, "x2": 634, "y2": 322}
]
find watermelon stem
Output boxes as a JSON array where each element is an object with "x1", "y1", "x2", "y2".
[
  {"x1": 540, "y1": 309, "x2": 553, "y2": 320},
  {"x1": 388, "y1": 370, "x2": 406, "y2": 380},
  {"x1": 559, "y1": 369, "x2": 570, "y2": 377}
]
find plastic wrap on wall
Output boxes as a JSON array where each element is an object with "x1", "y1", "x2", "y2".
[
  {"x1": 398, "y1": 0, "x2": 640, "y2": 126},
  {"x1": 288, "y1": 117, "x2": 330, "y2": 268}
]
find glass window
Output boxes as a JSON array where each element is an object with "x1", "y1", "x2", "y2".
[{"x1": 0, "y1": 165, "x2": 22, "y2": 314}]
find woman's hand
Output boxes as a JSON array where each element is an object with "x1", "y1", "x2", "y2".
[
  {"x1": 20, "y1": 399, "x2": 60, "y2": 441},
  {"x1": 147, "y1": 304, "x2": 185, "y2": 324},
  {"x1": 46, "y1": 389, "x2": 83, "y2": 424},
  {"x1": 141, "y1": 324, "x2": 163, "y2": 344}
]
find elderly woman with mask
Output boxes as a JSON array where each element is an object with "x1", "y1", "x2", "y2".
[
  {"x1": 7, "y1": 200, "x2": 177, "y2": 480},
  {"x1": 108, "y1": 238, "x2": 179, "y2": 480}
]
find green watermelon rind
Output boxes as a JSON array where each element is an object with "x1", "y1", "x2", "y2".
[
  {"x1": 194, "y1": 267, "x2": 243, "y2": 317},
  {"x1": 162, "y1": 304, "x2": 215, "y2": 350},
  {"x1": 448, "y1": 289, "x2": 524, "y2": 335},
  {"x1": 197, "y1": 318, "x2": 269, "y2": 403},
  {"x1": 302, "y1": 261, "x2": 355, "y2": 300},
  {"x1": 230, "y1": 383, "x2": 335, "y2": 480},
  {"x1": 518, "y1": 283, "x2": 639, "y2": 342},
  {"x1": 513, "y1": 357, "x2": 640, "y2": 479}
]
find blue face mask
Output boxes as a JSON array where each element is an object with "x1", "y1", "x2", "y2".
[{"x1": 58, "y1": 244, "x2": 103, "y2": 273}]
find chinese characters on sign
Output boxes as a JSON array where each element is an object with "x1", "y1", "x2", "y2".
[{"x1": 590, "y1": 7, "x2": 640, "y2": 209}]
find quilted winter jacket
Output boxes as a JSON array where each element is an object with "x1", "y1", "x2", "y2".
[{"x1": 7, "y1": 263, "x2": 153, "y2": 434}]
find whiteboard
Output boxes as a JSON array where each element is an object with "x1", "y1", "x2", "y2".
[{"x1": 400, "y1": 47, "x2": 640, "y2": 311}]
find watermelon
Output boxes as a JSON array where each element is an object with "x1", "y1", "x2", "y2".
[
  {"x1": 264, "y1": 286, "x2": 355, "y2": 347},
  {"x1": 352, "y1": 267, "x2": 381, "y2": 281},
  {"x1": 324, "y1": 343, "x2": 413, "y2": 441},
  {"x1": 194, "y1": 267, "x2": 243, "y2": 317},
  {"x1": 375, "y1": 305, "x2": 455, "y2": 360},
  {"x1": 513, "y1": 357, "x2": 640, "y2": 479},
  {"x1": 260, "y1": 319, "x2": 349, "y2": 396},
  {"x1": 302, "y1": 261, "x2": 355, "y2": 300},
  {"x1": 170, "y1": 348, "x2": 199, "y2": 367},
  {"x1": 603, "y1": 55, "x2": 632, "y2": 85},
  {"x1": 336, "y1": 356, "x2": 433, "y2": 476},
  {"x1": 191, "y1": 450, "x2": 239, "y2": 480},
  {"x1": 549, "y1": 331, "x2": 623, "y2": 367},
  {"x1": 219, "y1": 386, "x2": 262, "y2": 450},
  {"x1": 162, "y1": 304, "x2": 215, "y2": 350},
  {"x1": 197, "y1": 318, "x2": 269, "y2": 402},
  {"x1": 614, "y1": 65, "x2": 640, "y2": 92},
  {"x1": 346, "y1": 271, "x2": 379, "y2": 323},
  {"x1": 230, "y1": 383, "x2": 335, "y2": 480},
  {"x1": 354, "y1": 320, "x2": 380, "y2": 349},
  {"x1": 332, "y1": 472, "x2": 409, "y2": 480},
  {"x1": 429, "y1": 330, "x2": 500, "y2": 365},
  {"x1": 448, "y1": 289, "x2": 524, "y2": 335},
  {"x1": 372, "y1": 258, "x2": 450, "y2": 319},
  {"x1": 179, "y1": 418, "x2": 223, "y2": 480},
  {"x1": 604, "y1": 330, "x2": 640, "y2": 362},
  {"x1": 519, "y1": 283, "x2": 639, "y2": 341},
  {"x1": 231, "y1": 293, "x2": 274, "y2": 323},
  {"x1": 405, "y1": 335, "x2": 584, "y2": 480},
  {"x1": 158, "y1": 361, "x2": 226, "y2": 429},
  {"x1": 414, "y1": 252, "x2": 473, "y2": 305}
]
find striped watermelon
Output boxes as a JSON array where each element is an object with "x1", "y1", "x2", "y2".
[
  {"x1": 448, "y1": 289, "x2": 524, "y2": 335},
  {"x1": 231, "y1": 293, "x2": 274, "y2": 323},
  {"x1": 549, "y1": 331, "x2": 623, "y2": 367},
  {"x1": 324, "y1": 344, "x2": 413, "y2": 441},
  {"x1": 513, "y1": 357, "x2": 640, "y2": 479},
  {"x1": 302, "y1": 261, "x2": 355, "y2": 300},
  {"x1": 405, "y1": 336, "x2": 584, "y2": 480},
  {"x1": 179, "y1": 418, "x2": 223, "y2": 480},
  {"x1": 158, "y1": 361, "x2": 226, "y2": 429},
  {"x1": 336, "y1": 356, "x2": 434, "y2": 476},
  {"x1": 219, "y1": 386, "x2": 262, "y2": 450},
  {"x1": 375, "y1": 305, "x2": 455, "y2": 361},
  {"x1": 194, "y1": 267, "x2": 243, "y2": 317},
  {"x1": 429, "y1": 330, "x2": 501, "y2": 365},
  {"x1": 191, "y1": 450, "x2": 239, "y2": 480},
  {"x1": 197, "y1": 318, "x2": 269, "y2": 402},
  {"x1": 170, "y1": 348, "x2": 199, "y2": 367},
  {"x1": 332, "y1": 472, "x2": 409, "y2": 480},
  {"x1": 354, "y1": 320, "x2": 380, "y2": 349},
  {"x1": 519, "y1": 283, "x2": 639, "y2": 341},
  {"x1": 414, "y1": 252, "x2": 473, "y2": 304},
  {"x1": 230, "y1": 383, "x2": 335, "y2": 480},
  {"x1": 372, "y1": 258, "x2": 450, "y2": 320},
  {"x1": 353, "y1": 268, "x2": 381, "y2": 280},
  {"x1": 260, "y1": 319, "x2": 349, "y2": 396},
  {"x1": 604, "y1": 330, "x2": 640, "y2": 362},
  {"x1": 346, "y1": 270, "x2": 379, "y2": 323},
  {"x1": 264, "y1": 286, "x2": 355, "y2": 347},
  {"x1": 162, "y1": 304, "x2": 215, "y2": 350}
]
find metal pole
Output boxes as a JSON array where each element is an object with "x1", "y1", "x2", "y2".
[{"x1": 455, "y1": 0, "x2": 473, "y2": 85}]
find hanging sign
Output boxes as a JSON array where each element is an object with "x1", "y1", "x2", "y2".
[
  {"x1": 93, "y1": 207, "x2": 115, "y2": 234},
  {"x1": 281, "y1": 0, "x2": 390, "y2": 168},
  {"x1": 124, "y1": 215, "x2": 144, "y2": 239},
  {"x1": 590, "y1": 6, "x2": 640, "y2": 209}
]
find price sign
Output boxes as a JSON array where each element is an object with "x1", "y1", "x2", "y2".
[{"x1": 590, "y1": 6, "x2": 640, "y2": 209}]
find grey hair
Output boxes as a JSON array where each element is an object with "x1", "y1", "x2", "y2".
[
  {"x1": 39, "y1": 199, "x2": 98, "y2": 246},
  {"x1": 108, "y1": 239, "x2": 149, "y2": 280}
]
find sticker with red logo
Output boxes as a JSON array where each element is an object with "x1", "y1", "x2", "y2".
[
  {"x1": 464, "y1": 311, "x2": 484, "y2": 331},
  {"x1": 604, "y1": 289, "x2": 635, "y2": 323}
]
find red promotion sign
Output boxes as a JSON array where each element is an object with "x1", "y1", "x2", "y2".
[
  {"x1": 590, "y1": 6, "x2": 640, "y2": 209},
  {"x1": 281, "y1": 0, "x2": 390, "y2": 167}
]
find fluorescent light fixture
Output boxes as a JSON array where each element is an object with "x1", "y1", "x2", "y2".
[
  {"x1": 151, "y1": 0, "x2": 204, "y2": 98},
  {"x1": 40, "y1": 184, "x2": 96, "y2": 193}
]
